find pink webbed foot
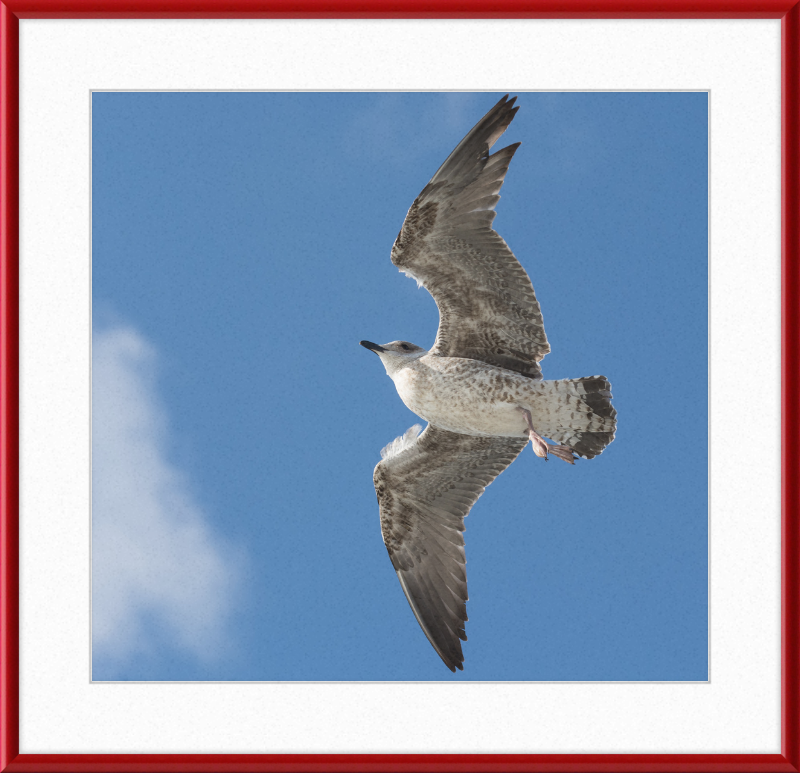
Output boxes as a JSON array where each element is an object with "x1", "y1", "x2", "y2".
[
  {"x1": 547, "y1": 444, "x2": 576, "y2": 465},
  {"x1": 520, "y1": 409, "x2": 576, "y2": 465}
]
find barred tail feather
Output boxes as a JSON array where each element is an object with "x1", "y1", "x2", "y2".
[{"x1": 538, "y1": 376, "x2": 617, "y2": 459}]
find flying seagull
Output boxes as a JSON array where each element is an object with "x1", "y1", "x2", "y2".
[{"x1": 360, "y1": 95, "x2": 617, "y2": 672}]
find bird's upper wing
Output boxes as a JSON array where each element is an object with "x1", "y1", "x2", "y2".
[
  {"x1": 390, "y1": 95, "x2": 550, "y2": 380},
  {"x1": 373, "y1": 423, "x2": 528, "y2": 671}
]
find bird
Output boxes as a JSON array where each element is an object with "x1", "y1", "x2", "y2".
[{"x1": 360, "y1": 95, "x2": 617, "y2": 672}]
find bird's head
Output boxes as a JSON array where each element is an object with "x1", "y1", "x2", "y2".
[{"x1": 360, "y1": 340, "x2": 427, "y2": 376}]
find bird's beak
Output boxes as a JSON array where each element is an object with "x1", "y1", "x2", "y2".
[{"x1": 360, "y1": 340, "x2": 385, "y2": 355}]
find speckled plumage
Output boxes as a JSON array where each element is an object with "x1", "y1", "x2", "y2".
[
  {"x1": 363, "y1": 95, "x2": 617, "y2": 672},
  {"x1": 392, "y1": 354, "x2": 614, "y2": 446}
]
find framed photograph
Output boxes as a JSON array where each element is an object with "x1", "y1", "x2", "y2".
[{"x1": 1, "y1": 5, "x2": 798, "y2": 772}]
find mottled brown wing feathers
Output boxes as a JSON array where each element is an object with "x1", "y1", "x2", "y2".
[
  {"x1": 391, "y1": 95, "x2": 550, "y2": 380},
  {"x1": 373, "y1": 424, "x2": 527, "y2": 671}
]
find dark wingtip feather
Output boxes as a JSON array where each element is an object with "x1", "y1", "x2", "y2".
[{"x1": 427, "y1": 94, "x2": 521, "y2": 189}]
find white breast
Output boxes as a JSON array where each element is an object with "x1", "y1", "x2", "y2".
[{"x1": 391, "y1": 356, "x2": 530, "y2": 437}]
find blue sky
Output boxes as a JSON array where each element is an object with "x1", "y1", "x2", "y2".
[{"x1": 91, "y1": 91, "x2": 708, "y2": 681}]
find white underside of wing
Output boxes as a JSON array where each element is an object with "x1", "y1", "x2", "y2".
[
  {"x1": 380, "y1": 423, "x2": 423, "y2": 461},
  {"x1": 400, "y1": 267, "x2": 424, "y2": 289}
]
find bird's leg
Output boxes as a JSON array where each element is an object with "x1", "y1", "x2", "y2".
[
  {"x1": 520, "y1": 408, "x2": 576, "y2": 465},
  {"x1": 521, "y1": 408, "x2": 550, "y2": 460}
]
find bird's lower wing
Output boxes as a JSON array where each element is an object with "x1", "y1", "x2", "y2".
[{"x1": 373, "y1": 424, "x2": 528, "y2": 671}]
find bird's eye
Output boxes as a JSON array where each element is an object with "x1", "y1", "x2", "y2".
[{"x1": 401, "y1": 344, "x2": 410, "y2": 350}]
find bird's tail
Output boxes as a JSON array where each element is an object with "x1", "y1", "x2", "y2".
[{"x1": 534, "y1": 376, "x2": 617, "y2": 459}]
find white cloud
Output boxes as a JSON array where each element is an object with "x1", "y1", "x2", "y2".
[{"x1": 92, "y1": 323, "x2": 242, "y2": 670}]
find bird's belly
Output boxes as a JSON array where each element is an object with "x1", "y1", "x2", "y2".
[{"x1": 393, "y1": 364, "x2": 529, "y2": 437}]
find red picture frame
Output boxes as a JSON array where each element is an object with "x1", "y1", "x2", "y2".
[{"x1": 1, "y1": 5, "x2": 798, "y2": 773}]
